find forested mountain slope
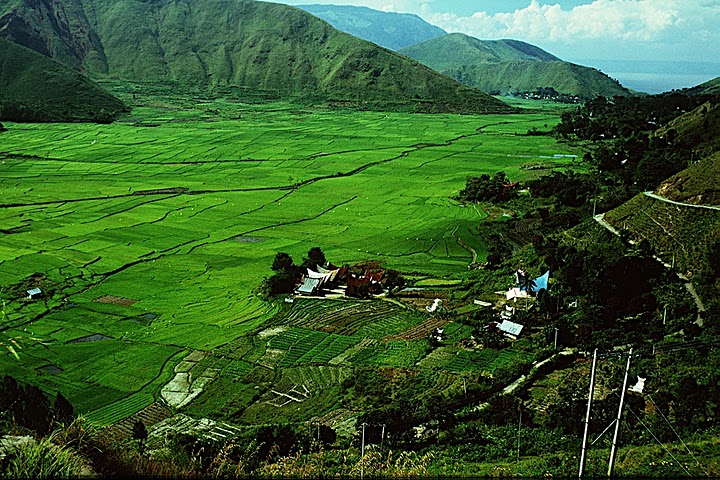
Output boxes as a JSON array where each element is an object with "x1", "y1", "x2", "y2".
[{"x1": 685, "y1": 76, "x2": 720, "y2": 96}]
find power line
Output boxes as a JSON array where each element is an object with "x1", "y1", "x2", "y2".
[
  {"x1": 647, "y1": 395, "x2": 710, "y2": 477},
  {"x1": 613, "y1": 391, "x2": 691, "y2": 477}
]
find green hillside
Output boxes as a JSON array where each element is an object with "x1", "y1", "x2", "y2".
[
  {"x1": 0, "y1": 0, "x2": 509, "y2": 114},
  {"x1": 399, "y1": 33, "x2": 631, "y2": 98},
  {"x1": 602, "y1": 101, "x2": 720, "y2": 280},
  {"x1": 0, "y1": 38, "x2": 125, "y2": 122},
  {"x1": 298, "y1": 4, "x2": 446, "y2": 50},
  {"x1": 400, "y1": 33, "x2": 559, "y2": 71},
  {"x1": 654, "y1": 101, "x2": 720, "y2": 205},
  {"x1": 450, "y1": 60, "x2": 631, "y2": 97},
  {"x1": 685, "y1": 76, "x2": 720, "y2": 96}
]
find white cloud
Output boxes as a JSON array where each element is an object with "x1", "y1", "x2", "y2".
[
  {"x1": 424, "y1": 0, "x2": 688, "y2": 42},
  {"x1": 277, "y1": 0, "x2": 720, "y2": 62},
  {"x1": 417, "y1": 0, "x2": 720, "y2": 62}
]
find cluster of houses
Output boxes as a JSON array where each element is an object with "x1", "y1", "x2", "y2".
[
  {"x1": 483, "y1": 269, "x2": 552, "y2": 340},
  {"x1": 295, "y1": 263, "x2": 386, "y2": 298},
  {"x1": 293, "y1": 260, "x2": 552, "y2": 344}
]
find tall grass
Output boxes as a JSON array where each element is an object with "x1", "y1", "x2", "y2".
[{"x1": 1, "y1": 432, "x2": 88, "y2": 479}]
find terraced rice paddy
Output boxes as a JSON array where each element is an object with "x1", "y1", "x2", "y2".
[{"x1": 0, "y1": 93, "x2": 578, "y2": 424}]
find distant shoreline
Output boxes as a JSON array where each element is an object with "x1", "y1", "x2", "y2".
[{"x1": 569, "y1": 59, "x2": 720, "y2": 94}]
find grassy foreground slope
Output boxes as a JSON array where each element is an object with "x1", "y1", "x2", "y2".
[
  {"x1": 0, "y1": 0, "x2": 509, "y2": 114},
  {"x1": 654, "y1": 101, "x2": 720, "y2": 203},
  {"x1": 400, "y1": 33, "x2": 631, "y2": 97},
  {"x1": 0, "y1": 38, "x2": 124, "y2": 122}
]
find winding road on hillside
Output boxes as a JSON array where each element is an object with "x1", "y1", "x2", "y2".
[
  {"x1": 594, "y1": 192, "x2": 710, "y2": 326},
  {"x1": 643, "y1": 191, "x2": 720, "y2": 211}
]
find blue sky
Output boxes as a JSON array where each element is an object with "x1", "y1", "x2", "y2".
[{"x1": 276, "y1": 1, "x2": 720, "y2": 67}]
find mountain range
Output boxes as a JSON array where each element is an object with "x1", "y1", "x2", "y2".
[
  {"x1": 295, "y1": 5, "x2": 633, "y2": 98},
  {"x1": 0, "y1": 0, "x2": 509, "y2": 115},
  {"x1": 297, "y1": 4, "x2": 446, "y2": 51}
]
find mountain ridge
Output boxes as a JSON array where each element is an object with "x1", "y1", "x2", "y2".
[
  {"x1": 0, "y1": 0, "x2": 509, "y2": 114},
  {"x1": 0, "y1": 37, "x2": 125, "y2": 122},
  {"x1": 297, "y1": 4, "x2": 446, "y2": 50},
  {"x1": 400, "y1": 33, "x2": 631, "y2": 98}
]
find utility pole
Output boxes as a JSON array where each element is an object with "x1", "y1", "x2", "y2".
[
  {"x1": 608, "y1": 349, "x2": 633, "y2": 477},
  {"x1": 554, "y1": 327, "x2": 559, "y2": 350},
  {"x1": 517, "y1": 407, "x2": 522, "y2": 462},
  {"x1": 361, "y1": 422, "x2": 366, "y2": 480},
  {"x1": 579, "y1": 349, "x2": 598, "y2": 478},
  {"x1": 381, "y1": 424, "x2": 386, "y2": 452}
]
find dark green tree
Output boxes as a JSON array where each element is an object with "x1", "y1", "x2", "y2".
[
  {"x1": 53, "y1": 392, "x2": 75, "y2": 426},
  {"x1": 21, "y1": 385, "x2": 52, "y2": 435},
  {"x1": 271, "y1": 252, "x2": 294, "y2": 273},
  {"x1": 132, "y1": 420, "x2": 148, "y2": 454},
  {"x1": 302, "y1": 247, "x2": 326, "y2": 270}
]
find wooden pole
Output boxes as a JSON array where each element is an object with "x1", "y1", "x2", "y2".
[
  {"x1": 579, "y1": 349, "x2": 598, "y2": 477},
  {"x1": 608, "y1": 349, "x2": 633, "y2": 477},
  {"x1": 361, "y1": 423, "x2": 366, "y2": 480}
]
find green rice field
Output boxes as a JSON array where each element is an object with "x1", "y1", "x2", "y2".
[{"x1": 0, "y1": 93, "x2": 579, "y2": 422}]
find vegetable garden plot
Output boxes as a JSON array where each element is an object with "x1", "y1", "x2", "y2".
[
  {"x1": 95, "y1": 295, "x2": 138, "y2": 306},
  {"x1": 444, "y1": 348, "x2": 536, "y2": 373},
  {"x1": 281, "y1": 299, "x2": 423, "y2": 338},
  {"x1": 349, "y1": 340, "x2": 428, "y2": 368},
  {"x1": 84, "y1": 392, "x2": 155, "y2": 426},
  {"x1": 272, "y1": 366, "x2": 351, "y2": 396},
  {"x1": 383, "y1": 316, "x2": 449, "y2": 342}
]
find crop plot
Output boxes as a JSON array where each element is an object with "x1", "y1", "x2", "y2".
[
  {"x1": 349, "y1": 340, "x2": 429, "y2": 368},
  {"x1": 383, "y1": 316, "x2": 449, "y2": 341},
  {"x1": 94, "y1": 295, "x2": 138, "y2": 306},
  {"x1": 161, "y1": 351, "x2": 220, "y2": 409},
  {"x1": 280, "y1": 298, "x2": 425, "y2": 338},
  {"x1": 444, "y1": 348, "x2": 536, "y2": 373}
]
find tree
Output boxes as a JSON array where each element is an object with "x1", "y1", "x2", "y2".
[
  {"x1": 132, "y1": 420, "x2": 148, "y2": 454},
  {"x1": 53, "y1": 392, "x2": 75, "y2": 426},
  {"x1": 271, "y1": 252, "x2": 294, "y2": 273},
  {"x1": 458, "y1": 171, "x2": 516, "y2": 203},
  {"x1": 302, "y1": 247, "x2": 326, "y2": 270},
  {"x1": 383, "y1": 269, "x2": 405, "y2": 293},
  {"x1": 518, "y1": 271, "x2": 537, "y2": 297},
  {"x1": 266, "y1": 272, "x2": 296, "y2": 295},
  {"x1": 307, "y1": 247, "x2": 326, "y2": 266},
  {"x1": 21, "y1": 385, "x2": 52, "y2": 436}
]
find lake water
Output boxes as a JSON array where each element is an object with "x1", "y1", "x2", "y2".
[{"x1": 572, "y1": 59, "x2": 720, "y2": 94}]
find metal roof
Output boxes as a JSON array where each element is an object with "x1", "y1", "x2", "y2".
[
  {"x1": 27, "y1": 288, "x2": 42, "y2": 296},
  {"x1": 297, "y1": 277, "x2": 321, "y2": 294},
  {"x1": 498, "y1": 319, "x2": 524, "y2": 337}
]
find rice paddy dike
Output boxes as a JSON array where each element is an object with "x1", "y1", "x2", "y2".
[{"x1": 0, "y1": 86, "x2": 580, "y2": 431}]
